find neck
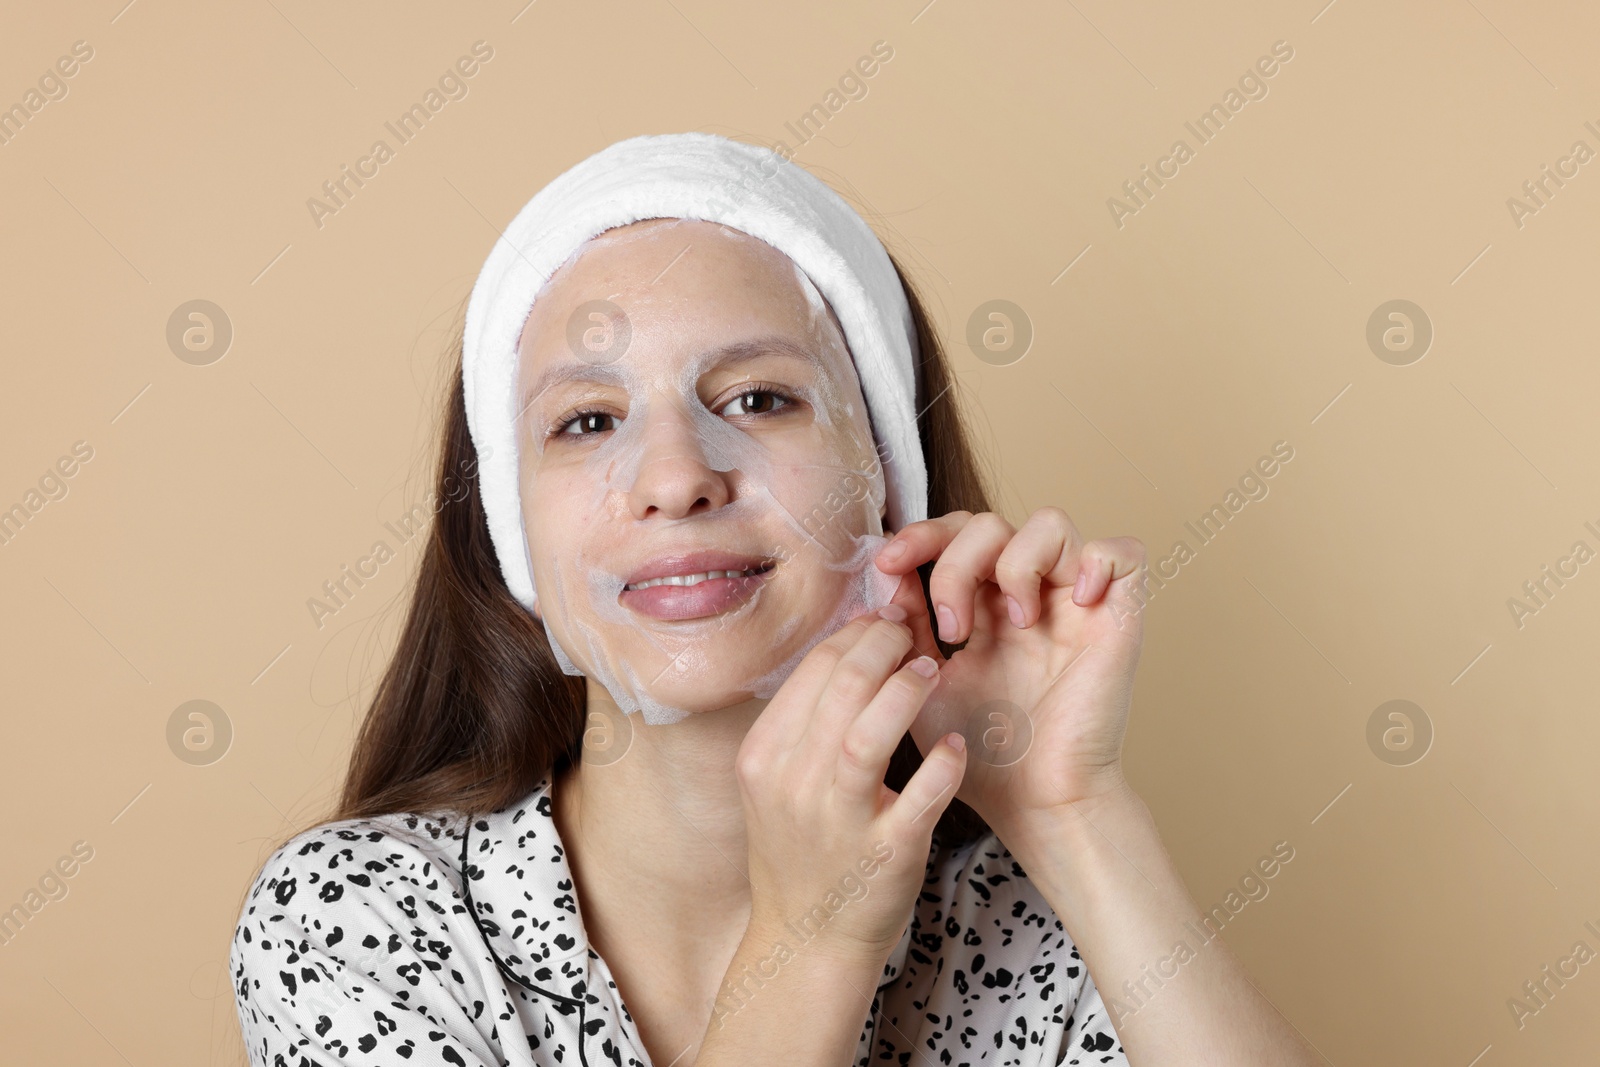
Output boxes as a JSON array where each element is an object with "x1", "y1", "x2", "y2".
[{"x1": 553, "y1": 681, "x2": 768, "y2": 945}]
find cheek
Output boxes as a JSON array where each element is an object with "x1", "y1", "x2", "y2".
[
  {"x1": 521, "y1": 468, "x2": 594, "y2": 595},
  {"x1": 756, "y1": 466, "x2": 883, "y2": 636},
  {"x1": 762, "y1": 450, "x2": 881, "y2": 554}
]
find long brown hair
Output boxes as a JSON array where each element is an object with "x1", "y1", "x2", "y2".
[{"x1": 332, "y1": 249, "x2": 998, "y2": 846}]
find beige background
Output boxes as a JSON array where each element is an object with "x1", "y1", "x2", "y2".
[{"x1": 2, "y1": 1, "x2": 1598, "y2": 1063}]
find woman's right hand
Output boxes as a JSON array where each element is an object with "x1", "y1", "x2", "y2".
[{"x1": 735, "y1": 604, "x2": 969, "y2": 963}]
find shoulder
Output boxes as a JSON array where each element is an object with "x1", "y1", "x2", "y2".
[
  {"x1": 235, "y1": 808, "x2": 471, "y2": 922},
  {"x1": 229, "y1": 808, "x2": 509, "y2": 1066}
]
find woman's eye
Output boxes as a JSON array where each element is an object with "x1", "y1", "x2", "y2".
[
  {"x1": 553, "y1": 390, "x2": 792, "y2": 437},
  {"x1": 718, "y1": 390, "x2": 790, "y2": 417},
  {"x1": 556, "y1": 411, "x2": 616, "y2": 436}
]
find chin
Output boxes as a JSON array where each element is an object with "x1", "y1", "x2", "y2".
[
  {"x1": 589, "y1": 641, "x2": 796, "y2": 717},
  {"x1": 638, "y1": 679, "x2": 768, "y2": 716}
]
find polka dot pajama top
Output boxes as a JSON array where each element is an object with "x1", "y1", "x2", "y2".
[{"x1": 231, "y1": 772, "x2": 1128, "y2": 1066}]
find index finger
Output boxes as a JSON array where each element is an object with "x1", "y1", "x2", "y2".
[
  {"x1": 747, "y1": 607, "x2": 890, "y2": 750},
  {"x1": 874, "y1": 512, "x2": 972, "y2": 576}
]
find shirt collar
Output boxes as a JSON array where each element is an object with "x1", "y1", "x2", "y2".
[
  {"x1": 458, "y1": 772, "x2": 590, "y2": 993},
  {"x1": 459, "y1": 770, "x2": 922, "y2": 994}
]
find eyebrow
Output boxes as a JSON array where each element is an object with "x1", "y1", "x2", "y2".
[{"x1": 518, "y1": 334, "x2": 824, "y2": 412}]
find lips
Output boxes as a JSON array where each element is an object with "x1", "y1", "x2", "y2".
[{"x1": 618, "y1": 550, "x2": 776, "y2": 621}]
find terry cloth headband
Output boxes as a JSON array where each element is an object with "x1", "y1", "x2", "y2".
[{"x1": 462, "y1": 130, "x2": 926, "y2": 613}]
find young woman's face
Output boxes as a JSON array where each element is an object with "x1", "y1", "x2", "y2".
[{"x1": 516, "y1": 218, "x2": 890, "y2": 715}]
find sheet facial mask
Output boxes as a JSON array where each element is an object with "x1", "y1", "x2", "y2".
[{"x1": 518, "y1": 221, "x2": 901, "y2": 725}]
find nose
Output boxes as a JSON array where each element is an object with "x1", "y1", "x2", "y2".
[{"x1": 624, "y1": 396, "x2": 733, "y2": 521}]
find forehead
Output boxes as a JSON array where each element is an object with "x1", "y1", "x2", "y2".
[{"x1": 516, "y1": 218, "x2": 844, "y2": 369}]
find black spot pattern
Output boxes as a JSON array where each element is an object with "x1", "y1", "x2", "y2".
[
  {"x1": 866, "y1": 829, "x2": 1127, "y2": 1066},
  {"x1": 231, "y1": 774, "x2": 1125, "y2": 1066}
]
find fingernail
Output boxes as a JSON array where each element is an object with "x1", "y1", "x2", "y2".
[
  {"x1": 878, "y1": 603, "x2": 908, "y2": 622},
  {"x1": 935, "y1": 603, "x2": 956, "y2": 642},
  {"x1": 1006, "y1": 595, "x2": 1024, "y2": 628},
  {"x1": 879, "y1": 539, "x2": 909, "y2": 564},
  {"x1": 945, "y1": 731, "x2": 966, "y2": 752},
  {"x1": 908, "y1": 655, "x2": 938, "y2": 678},
  {"x1": 1072, "y1": 571, "x2": 1088, "y2": 601}
]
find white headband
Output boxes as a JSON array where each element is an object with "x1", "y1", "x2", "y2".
[{"x1": 462, "y1": 131, "x2": 927, "y2": 613}]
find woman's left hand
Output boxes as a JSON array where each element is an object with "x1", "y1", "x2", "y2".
[{"x1": 874, "y1": 508, "x2": 1148, "y2": 836}]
